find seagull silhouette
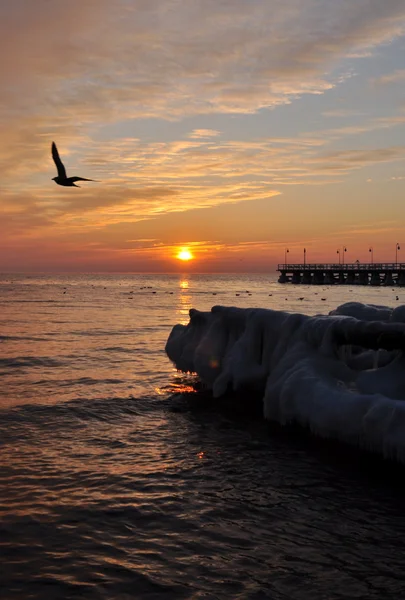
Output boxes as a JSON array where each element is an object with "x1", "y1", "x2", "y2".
[{"x1": 51, "y1": 142, "x2": 96, "y2": 187}]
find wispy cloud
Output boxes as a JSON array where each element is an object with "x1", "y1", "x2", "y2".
[
  {"x1": 1, "y1": 0, "x2": 405, "y2": 184},
  {"x1": 372, "y1": 69, "x2": 405, "y2": 85},
  {"x1": 308, "y1": 146, "x2": 405, "y2": 173},
  {"x1": 322, "y1": 109, "x2": 366, "y2": 118},
  {"x1": 188, "y1": 129, "x2": 221, "y2": 139},
  {"x1": 2, "y1": 0, "x2": 405, "y2": 124},
  {"x1": 308, "y1": 115, "x2": 405, "y2": 141},
  {"x1": 2, "y1": 129, "x2": 405, "y2": 252}
]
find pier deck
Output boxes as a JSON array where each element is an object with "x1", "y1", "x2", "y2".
[{"x1": 277, "y1": 263, "x2": 405, "y2": 285}]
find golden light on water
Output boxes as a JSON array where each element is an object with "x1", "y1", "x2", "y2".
[
  {"x1": 178, "y1": 277, "x2": 192, "y2": 325},
  {"x1": 177, "y1": 248, "x2": 193, "y2": 261}
]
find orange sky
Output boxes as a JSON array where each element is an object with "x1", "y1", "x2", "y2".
[{"x1": 1, "y1": 0, "x2": 405, "y2": 272}]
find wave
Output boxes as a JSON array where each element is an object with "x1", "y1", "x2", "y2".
[
  {"x1": 71, "y1": 329, "x2": 140, "y2": 337},
  {"x1": 0, "y1": 335, "x2": 50, "y2": 342},
  {"x1": 2, "y1": 299, "x2": 59, "y2": 303},
  {"x1": 32, "y1": 377, "x2": 126, "y2": 387},
  {"x1": 0, "y1": 395, "x2": 161, "y2": 442},
  {"x1": 0, "y1": 357, "x2": 64, "y2": 369},
  {"x1": 165, "y1": 303, "x2": 405, "y2": 463}
]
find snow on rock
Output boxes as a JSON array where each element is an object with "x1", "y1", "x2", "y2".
[
  {"x1": 329, "y1": 301, "x2": 392, "y2": 321},
  {"x1": 391, "y1": 305, "x2": 405, "y2": 324},
  {"x1": 165, "y1": 304, "x2": 405, "y2": 463}
]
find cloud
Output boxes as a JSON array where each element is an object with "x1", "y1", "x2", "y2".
[
  {"x1": 336, "y1": 221, "x2": 403, "y2": 236},
  {"x1": 0, "y1": 0, "x2": 404, "y2": 187},
  {"x1": 309, "y1": 146, "x2": 405, "y2": 173},
  {"x1": 321, "y1": 109, "x2": 366, "y2": 118},
  {"x1": 372, "y1": 69, "x2": 405, "y2": 85},
  {"x1": 3, "y1": 130, "x2": 404, "y2": 249},
  {"x1": 2, "y1": 0, "x2": 405, "y2": 124},
  {"x1": 188, "y1": 129, "x2": 221, "y2": 139},
  {"x1": 60, "y1": 186, "x2": 179, "y2": 214},
  {"x1": 307, "y1": 115, "x2": 405, "y2": 142}
]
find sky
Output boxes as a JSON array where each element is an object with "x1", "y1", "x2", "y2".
[{"x1": 1, "y1": 0, "x2": 405, "y2": 273}]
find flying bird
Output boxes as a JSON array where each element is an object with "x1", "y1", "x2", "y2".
[{"x1": 51, "y1": 142, "x2": 96, "y2": 187}]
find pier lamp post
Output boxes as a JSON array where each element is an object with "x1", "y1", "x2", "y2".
[
  {"x1": 343, "y1": 247, "x2": 347, "y2": 266},
  {"x1": 336, "y1": 249, "x2": 340, "y2": 264},
  {"x1": 396, "y1": 243, "x2": 400, "y2": 265},
  {"x1": 369, "y1": 246, "x2": 373, "y2": 264},
  {"x1": 303, "y1": 248, "x2": 306, "y2": 268},
  {"x1": 285, "y1": 248, "x2": 289, "y2": 267}
]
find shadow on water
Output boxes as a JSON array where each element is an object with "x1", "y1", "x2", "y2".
[{"x1": 167, "y1": 376, "x2": 405, "y2": 493}]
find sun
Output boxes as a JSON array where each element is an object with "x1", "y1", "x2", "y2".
[{"x1": 177, "y1": 248, "x2": 194, "y2": 261}]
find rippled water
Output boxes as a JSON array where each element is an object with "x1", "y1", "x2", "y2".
[{"x1": 2, "y1": 273, "x2": 405, "y2": 599}]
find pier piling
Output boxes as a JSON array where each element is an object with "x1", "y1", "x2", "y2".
[{"x1": 277, "y1": 263, "x2": 405, "y2": 286}]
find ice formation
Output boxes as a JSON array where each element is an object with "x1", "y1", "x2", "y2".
[{"x1": 165, "y1": 304, "x2": 405, "y2": 463}]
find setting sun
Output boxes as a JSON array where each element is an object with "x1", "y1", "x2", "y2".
[{"x1": 177, "y1": 249, "x2": 194, "y2": 261}]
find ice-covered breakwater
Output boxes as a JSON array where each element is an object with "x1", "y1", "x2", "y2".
[{"x1": 165, "y1": 302, "x2": 405, "y2": 463}]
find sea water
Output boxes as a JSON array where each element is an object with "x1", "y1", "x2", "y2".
[{"x1": 1, "y1": 273, "x2": 405, "y2": 599}]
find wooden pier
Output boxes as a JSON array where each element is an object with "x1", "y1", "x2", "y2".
[{"x1": 277, "y1": 263, "x2": 405, "y2": 286}]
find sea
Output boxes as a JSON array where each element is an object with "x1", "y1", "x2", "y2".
[{"x1": 1, "y1": 273, "x2": 405, "y2": 600}]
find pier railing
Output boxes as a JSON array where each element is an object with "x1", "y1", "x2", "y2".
[{"x1": 277, "y1": 263, "x2": 405, "y2": 271}]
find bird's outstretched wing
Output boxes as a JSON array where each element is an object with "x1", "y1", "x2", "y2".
[
  {"x1": 52, "y1": 142, "x2": 66, "y2": 178},
  {"x1": 70, "y1": 177, "x2": 97, "y2": 182}
]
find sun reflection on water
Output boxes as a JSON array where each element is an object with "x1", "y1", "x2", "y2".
[{"x1": 177, "y1": 278, "x2": 192, "y2": 325}]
